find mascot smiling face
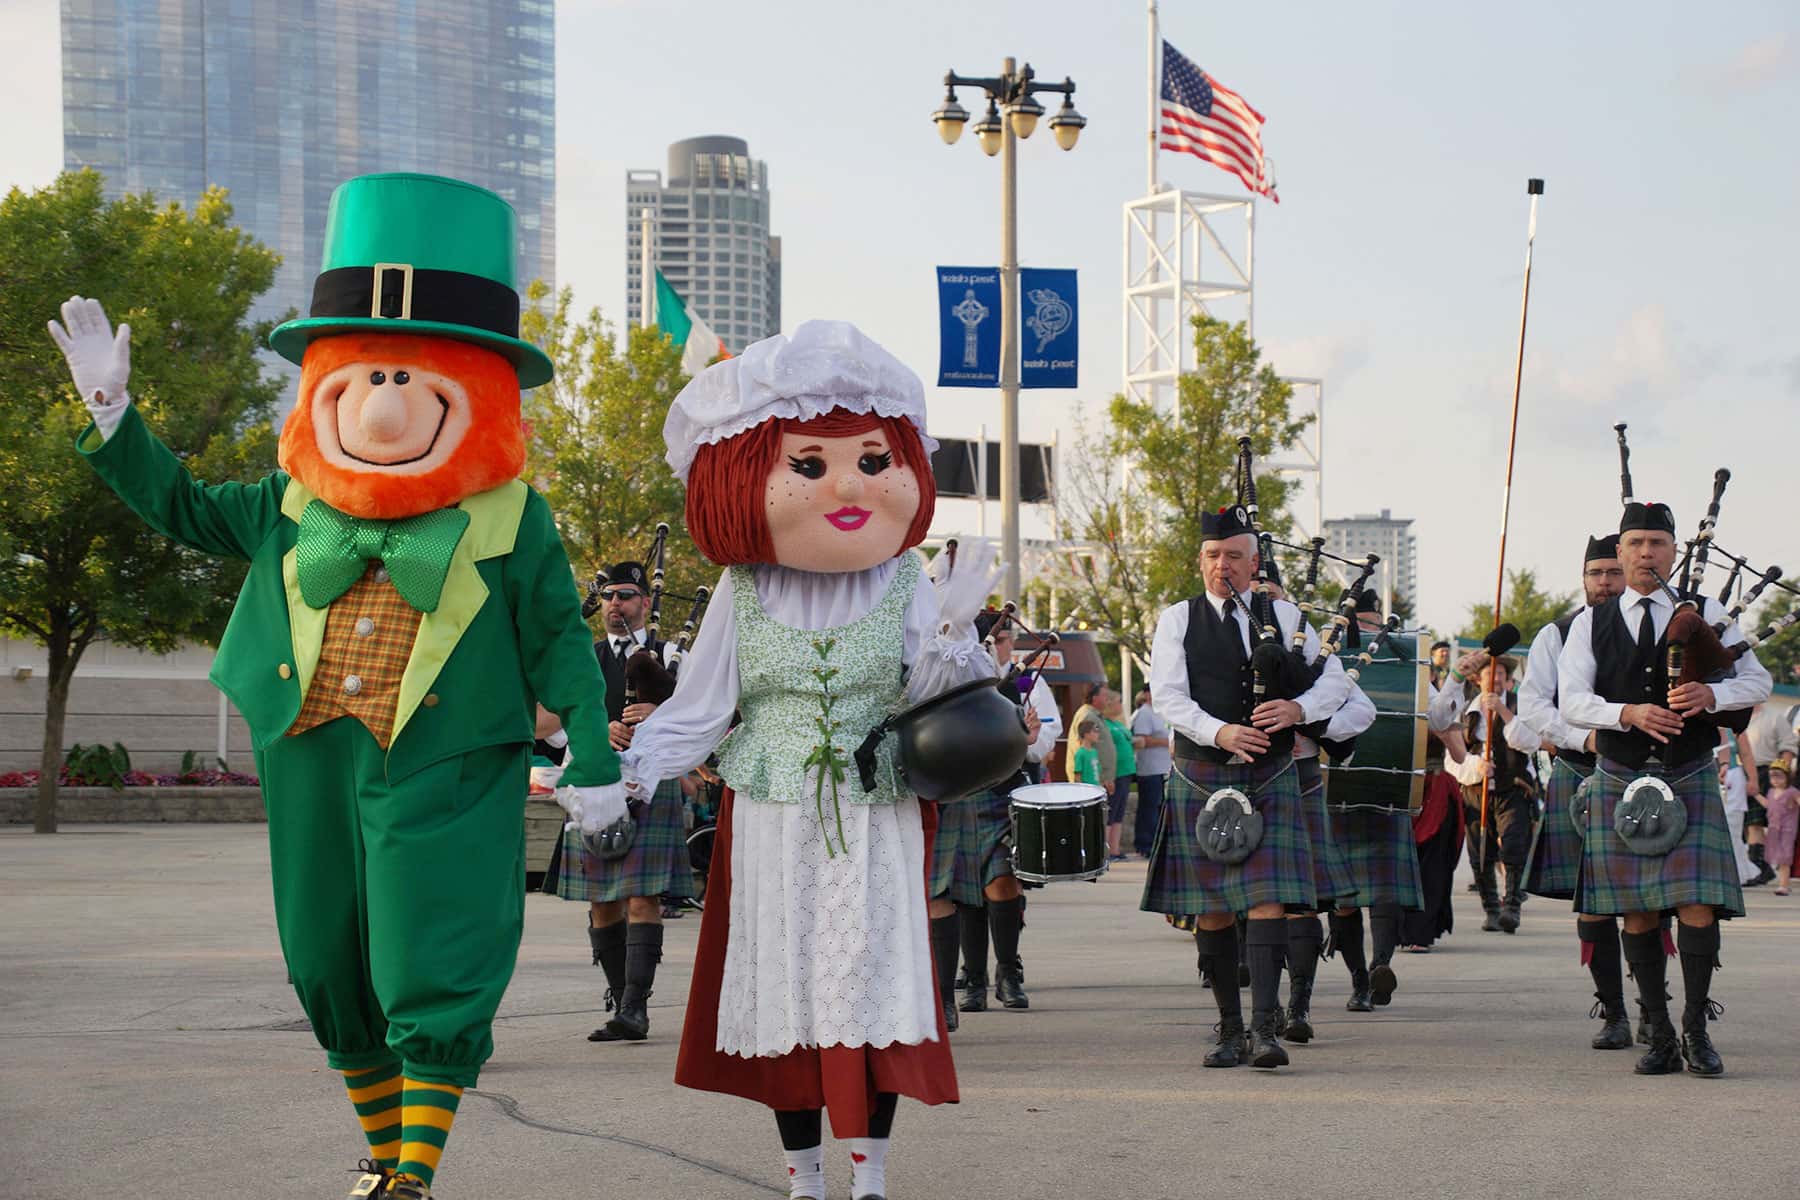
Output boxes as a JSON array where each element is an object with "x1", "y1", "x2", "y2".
[{"x1": 268, "y1": 172, "x2": 553, "y2": 519}]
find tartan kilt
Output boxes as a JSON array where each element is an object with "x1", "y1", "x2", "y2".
[
  {"x1": 1327, "y1": 805, "x2": 1423, "y2": 909},
  {"x1": 929, "y1": 782, "x2": 1015, "y2": 906},
  {"x1": 1297, "y1": 757, "x2": 1358, "y2": 910},
  {"x1": 1574, "y1": 757, "x2": 1744, "y2": 918},
  {"x1": 556, "y1": 777, "x2": 696, "y2": 902},
  {"x1": 1524, "y1": 756, "x2": 1590, "y2": 901},
  {"x1": 1141, "y1": 756, "x2": 1316, "y2": 916}
]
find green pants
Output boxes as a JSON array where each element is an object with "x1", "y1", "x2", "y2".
[{"x1": 256, "y1": 716, "x2": 528, "y2": 1087}]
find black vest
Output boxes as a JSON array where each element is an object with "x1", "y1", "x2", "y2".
[
  {"x1": 1549, "y1": 609, "x2": 1596, "y2": 771},
  {"x1": 1174, "y1": 594, "x2": 1294, "y2": 766},
  {"x1": 598, "y1": 634, "x2": 672, "y2": 725},
  {"x1": 1462, "y1": 691, "x2": 1528, "y2": 792},
  {"x1": 1590, "y1": 593, "x2": 1717, "y2": 769}
]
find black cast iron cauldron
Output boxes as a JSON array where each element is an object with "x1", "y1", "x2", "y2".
[{"x1": 854, "y1": 676, "x2": 1028, "y2": 803}]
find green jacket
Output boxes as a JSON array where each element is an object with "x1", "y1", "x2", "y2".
[{"x1": 78, "y1": 405, "x2": 620, "y2": 787}]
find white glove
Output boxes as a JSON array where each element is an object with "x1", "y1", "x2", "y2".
[
  {"x1": 555, "y1": 782, "x2": 630, "y2": 834},
  {"x1": 928, "y1": 537, "x2": 1004, "y2": 628},
  {"x1": 47, "y1": 296, "x2": 133, "y2": 439}
]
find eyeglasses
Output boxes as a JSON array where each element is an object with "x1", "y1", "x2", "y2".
[
  {"x1": 1583, "y1": 568, "x2": 1626, "y2": 581},
  {"x1": 599, "y1": 588, "x2": 643, "y2": 602}
]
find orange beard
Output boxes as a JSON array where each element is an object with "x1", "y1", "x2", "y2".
[{"x1": 280, "y1": 332, "x2": 526, "y2": 519}]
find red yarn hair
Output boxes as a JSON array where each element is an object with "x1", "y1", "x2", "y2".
[
  {"x1": 685, "y1": 409, "x2": 936, "y2": 566},
  {"x1": 280, "y1": 332, "x2": 525, "y2": 520}
]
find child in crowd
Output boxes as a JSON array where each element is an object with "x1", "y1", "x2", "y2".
[
  {"x1": 1763, "y1": 760, "x2": 1797, "y2": 896},
  {"x1": 1073, "y1": 719, "x2": 1104, "y2": 788}
]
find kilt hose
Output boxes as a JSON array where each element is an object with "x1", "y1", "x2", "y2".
[
  {"x1": 556, "y1": 777, "x2": 696, "y2": 903},
  {"x1": 929, "y1": 781, "x2": 1016, "y2": 907},
  {"x1": 1574, "y1": 756, "x2": 1745, "y2": 919},
  {"x1": 1524, "y1": 756, "x2": 1591, "y2": 901},
  {"x1": 1142, "y1": 756, "x2": 1316, "y2": 917},
  {"x1": 1327, "y1": 805, "x2": 1424, "y2": 910},
  {"x1": 1296, "y1": 756, "x2": 1358, "y2": 911}
]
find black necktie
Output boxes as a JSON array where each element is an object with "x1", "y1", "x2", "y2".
[
  {"x1": 614, "y1": 639, "x2": 631, "y2": 661},
  {"x1": 1635, "y1": 598, "x2": 1658, "y2": 666}
]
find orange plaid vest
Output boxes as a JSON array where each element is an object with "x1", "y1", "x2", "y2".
[{"x1": 288, "y1": 564, "x2": 424, "y2": 748}]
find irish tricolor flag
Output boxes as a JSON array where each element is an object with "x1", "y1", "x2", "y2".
[{"x1": 654, "y1": 270, "x2": 729, "y2": 375}]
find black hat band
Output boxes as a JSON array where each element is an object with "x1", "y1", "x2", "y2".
[{"x1": 310, "y1": 264, "x2": 521, "y2": 340}]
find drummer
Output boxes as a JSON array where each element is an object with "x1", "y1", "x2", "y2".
[
  {"x1": 928, "y1": 610, "x2": 1058, "y2": 1029},
  {"x1": 1324, "y1": 591, "x2": 1425, "y2": 1012},
  {"x1": 1144, "y1": 505, "x2": 1350, "y2": 1070}
]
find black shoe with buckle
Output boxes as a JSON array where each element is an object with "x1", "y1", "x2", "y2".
[
  {"x1": 383, "y1": 1177, "x2": 432, "y2": 1199},
  {"x1": 995, "y1": 962, "x2": 1030, "y2": 1010},
  {"x1": 958, "y1": 971, "x2": 989, "y2": 1013},
  {"x1": 1588, "y1": 996, "x2": 1633, "y2": 1050},
  {"x1": 1249, "y1": 1013, "x2": 1289, "y2": 1069},
  {"x1": 348, "y1": 1161, "x2": 392, "y2": 1198},
  {"x1": 1204, "y1": 1017, "x2": 1247, "y2": 1068}
]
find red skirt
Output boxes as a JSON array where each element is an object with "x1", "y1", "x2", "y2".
[
  {"x1": 674, "y1": 788, "x2": 959, "y2": 1137},
  {"x1": 1412, "y1": 770, "x2": 1465, "y2": 845}
]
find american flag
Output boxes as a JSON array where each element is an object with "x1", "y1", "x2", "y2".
[{"x1": 1159, "y1": 41, "x2": 1279, "y2": 202}]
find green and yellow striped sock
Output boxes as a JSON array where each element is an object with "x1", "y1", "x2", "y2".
[
  {"x1": 394, "y1": 1077, "x2": 464, "y2": 1187},
  {"x1": 341, "y1": 1062, "x2": 404, "y2": 1169}
]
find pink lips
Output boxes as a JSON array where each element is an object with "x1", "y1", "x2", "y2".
[{"x1": 824, "y1": 507, "x2": 872, "y2": 531}]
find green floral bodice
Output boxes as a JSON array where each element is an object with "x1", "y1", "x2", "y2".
[{"x1": 715, "y1": 556, "x2": 918, "y2": 846}]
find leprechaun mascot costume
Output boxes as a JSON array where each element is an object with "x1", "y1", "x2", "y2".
[{"x1": 49, "y1": 174, "x2": 628, "y2": 1199}]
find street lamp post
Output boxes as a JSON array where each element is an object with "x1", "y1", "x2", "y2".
[{"x1": 933, "y1": 59, "x2": 1085, "y2": 602}]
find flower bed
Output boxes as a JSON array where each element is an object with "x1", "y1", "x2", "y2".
[{"x1": 0, "y1": 768, "x2": 259, "y2": 788}]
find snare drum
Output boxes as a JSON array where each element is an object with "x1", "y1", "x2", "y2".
[{"x1": 1009, "y1": 782, "x2": 1109, "y2": 883}]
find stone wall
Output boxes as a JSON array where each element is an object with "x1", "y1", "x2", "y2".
[{"x1": 0, "y1": 787, "x2": 265, "y2": 823}]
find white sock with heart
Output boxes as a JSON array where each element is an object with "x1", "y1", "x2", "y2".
[
  {"x1": 849, "y1": 1137, "x2": 889, "y2": 1198},
  {"x1": 782, "y1": 1145, "x2": 824, "y2": 1200}
]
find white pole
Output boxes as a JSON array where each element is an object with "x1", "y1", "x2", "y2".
[
  {"x1": 639, "y1": 206, "x2": 654, "y2": 329},
  {"x1": 1147, "y1": 0, "x2": 1160, "y2": 194},
  {"x1": 216, "y1": 690, "x2": 228, "y2": 767},
  {"x1": 1000, "y1": 56, "x2": 1022, "y2": 603}
]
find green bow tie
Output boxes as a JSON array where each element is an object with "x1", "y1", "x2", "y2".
[{"x1": 295, "y1": 501, "x2": 471, "y2": 613}]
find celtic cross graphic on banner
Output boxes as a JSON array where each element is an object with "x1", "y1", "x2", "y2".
[{"x1": 935, "y1": 266, "x2": 1077, "y2": 389}]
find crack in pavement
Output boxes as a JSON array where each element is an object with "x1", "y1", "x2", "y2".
[{"x1": 465, "y1": 1088, "x2": 782, "y2": 1195}]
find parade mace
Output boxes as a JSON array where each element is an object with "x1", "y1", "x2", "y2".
[{"x1": 1477, "y1": 178, "x2": 1543, "y2": 875}]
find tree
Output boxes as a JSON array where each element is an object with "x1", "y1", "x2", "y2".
[
  {"x1": 0, "y1": 171, "x2": 284, "y2": 832},
  {"x1": 1458, "y1": 568, "x2": 1576, "y2": 646},
  {"x1": 1747, "y1": 579, "x2": 1800, "y2": 686},
  {"x1": 518, "y1": 284, "x2": 709, "y2": 612},
  {"x1": 1056, "y1": 315, "x2": 1312, "y2": 665}
]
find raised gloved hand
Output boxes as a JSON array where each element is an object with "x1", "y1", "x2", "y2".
[
  {"x1": 928, "y1": 536, "x2": 1004, "y2": 628},
  {"x1": 554, "y1": 781, "x2": 630, "y2": 834},
  {"x1": 47, "y1": 297, "x2": 133, "y2": 437}
]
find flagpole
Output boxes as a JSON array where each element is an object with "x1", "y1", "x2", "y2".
[
  {"x1": 1477, "y1": 177, "x2": 1543, "y2": 876},
  {"x1": 639, "y1": 206, "x2": 653, "y2": 329},
  {"x1": 1147, "y1": 0, "x2": 1159, "y2": 193}
]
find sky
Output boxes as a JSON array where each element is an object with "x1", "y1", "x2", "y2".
[{"x1": 2, "y1": 0, "x2": 1797, "y2": 634}]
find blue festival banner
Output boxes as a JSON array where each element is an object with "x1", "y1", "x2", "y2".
[
  {"x1": 1019, "y1": 267, "x2": 1078, "y2": 389},
  {"x1": 936, "y1": 266, "x2": 1001, "y2": 387}
]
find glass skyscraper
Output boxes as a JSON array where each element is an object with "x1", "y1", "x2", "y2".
[
  {"x1": 61, "y1": 0, "x2": 556, "y2": 328},
  {"x1": 626, "y1": 136, "x2": 779, "y2": 353}
]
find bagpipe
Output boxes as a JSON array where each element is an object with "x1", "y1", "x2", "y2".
[
  {"x1": 1229, "y1": 437, "x2": 1317, "y2": 703},
  {"x1": 1613, "y1": 424, "x2": 1795, "y2": 718},
  {"x1": 580, "y1": 523, "x2": 712, "y2": 708}
]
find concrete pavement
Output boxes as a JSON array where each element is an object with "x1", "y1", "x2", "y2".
[{"x1": 2, "y1": 824, "x2": 1795, "y2": 1199}]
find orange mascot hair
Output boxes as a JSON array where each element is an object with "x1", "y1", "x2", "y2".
[
  {"x1": 281, "y1": 332, "x2": 526, "y2": 520},
  {"x1": 685, "y1": 408, "x2": 936, "y2": 566}
]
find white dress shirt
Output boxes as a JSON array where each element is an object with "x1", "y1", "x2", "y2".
[
  {"x1": 1020, "y1": 673, "x2": 1062, "y2": 765},
  {"x1": 1509, "y1": 619, "x2": 1588, "y2": 754},
  {"x1": 1148, "y1": 589, "x2": 1349, "y2": 749},
  {"x1": 1557, "y1": 586, "x2": 1772, "y2": 730},
  {"x1": 1326, "y1": 681, "x2": 1378, "y2": 742}
]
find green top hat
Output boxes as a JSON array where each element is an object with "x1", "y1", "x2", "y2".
[{"x1": 269, "y1": 173, "x2": 554, "y2": 388}]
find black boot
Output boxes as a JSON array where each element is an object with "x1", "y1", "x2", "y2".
[
  {"x1": 1677, "y1": 922, "x2": 1724, "y2": 1077},
  {"x1": 1623, "y1": 929, "x2": 1681, "y2": 1074},
  {"x1": 1368, "y1": 903, "x2": 1401, "y2": 1006},
  {"x1": 1245, "y1": 917, "x2": 1289, "y2": 1069},
  {"x1": 1578, "y1": 919, "x2": 1630, "y2": 1049},
  {"x1": 956, "y1": 903, "x2": 990, "y2": 1012},
  {"x1": 596, "y1": 922, "x2": 660, "y2": 1042},
  {"x1": 1587, "y1": 993, "x2": 1633, "y2": 1050},
  {"x1": 1330, "y1": 911, "x2": 1372, "y2": 1011},
  {"x1": 1284, "y1": 916, "x2": 1323, "y2": 1043},
  {"x1": 989, "y1": 897, "x2": 1029, "y2": 1009},
  {"x1": 1476, "y1": 857, "x2": 1502, "y2": 931},
  {"x1": 1196, "y1": 925, "x2": 1245, "y2": 1067},
  {"x1": 586, "y1": 919, "x2": 627, "y2": 1042},
  {"x1": 1497, "y1": 868, "x2": 1524, "y2": 934},
  {"x1": 930, "y1": 911, "x2": 960, "y2": 1034}
]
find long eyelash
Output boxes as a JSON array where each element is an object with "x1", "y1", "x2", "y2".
[
  {"x1": 865, "y1": 451, "x2": 893, "y2": 471},
  {"x1": 787, "y1": 455, "x2": 823, "y2": 477}
]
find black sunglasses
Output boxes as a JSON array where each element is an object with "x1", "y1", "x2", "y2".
[{"x1": 600, "y1": 588, "x2": 643, "y2": 601}]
